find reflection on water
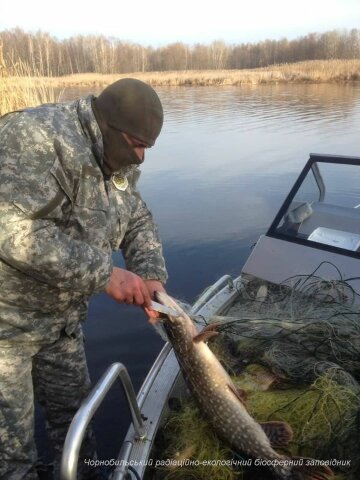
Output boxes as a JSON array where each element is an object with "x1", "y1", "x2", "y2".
[
  {"x1": 39, "y1": 84, "x2": 360, "y2": 458},
  {"x1": 140, "y1": 84, "x2": 360, "y2": 246}
]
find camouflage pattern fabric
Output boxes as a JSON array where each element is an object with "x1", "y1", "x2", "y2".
[
  {"x1": 0, "y1": 316, "x2": 96, "y2": 480},
  {"x1": 0, "y1": 95, "x2": 168, "y2": 478}
]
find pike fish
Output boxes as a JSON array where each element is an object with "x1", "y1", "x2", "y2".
[{"x1": 155, "y1": 291, "x2": 334, "y2": 480}]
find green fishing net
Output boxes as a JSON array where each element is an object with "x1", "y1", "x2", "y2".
[{"x1": 151, "y1": 272, "x2": 360, "y2": 479}]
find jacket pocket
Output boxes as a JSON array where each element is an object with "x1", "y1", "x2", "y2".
[
  {"x1": 13, "y1": 155, "x2": 70, "y2": 219},
  {"x1": 74, "y1": 166, "x2": 109, "y2": 212},
  {"x1": 70, "y1": 166, "x2": 110, "y2": 246}
]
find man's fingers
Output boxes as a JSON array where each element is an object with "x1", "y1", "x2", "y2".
[
  {"x1": 105, "y1": 267, "x2": 162, "y2": 309},
  {"x1": 144, "y1": 306, "x2": 162, "y2": 324},
  {"x1": 145, "y1": 307, "x2": 156, "y2": 318},
  {"x1": 140, "y1": 284, "x2": 152, "y2": 308},
  {"x1": 144, "y1": 306, "x2": 161, "y2": 318},
  {"x1": 133, "y1": 290, "x2": 145, "y2": 306}
]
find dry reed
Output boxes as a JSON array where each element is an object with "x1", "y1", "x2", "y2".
[
  {"x1": 1, "y1": 58, "x2": 359, "y2": 116},
  {"x1": 4, "y1": 59, "x2": 358, "y2": 90},
  {"x1": 0, "y1": 43, "x2": 58, "y2": 116}
]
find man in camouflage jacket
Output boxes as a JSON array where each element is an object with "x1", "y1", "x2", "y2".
[{"x1": 0, "y1": 78, "x2": 168, "y2": 479}]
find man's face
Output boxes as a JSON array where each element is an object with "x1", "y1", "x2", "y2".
[
  {"x1": 122, "y1": 132, "x2": 150, "y2": 163},
  {"x1": 101, "y1": 123, "x2": 151, "y2": 173},
  {"x1": 92, "y1": 78, "x2": 163, "y2": 174}
]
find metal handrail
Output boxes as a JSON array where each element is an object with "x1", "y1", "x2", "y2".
[
  {"x1": 60, "y1": 363, "x2": 145, "y2": 480},
  {"x1": 114, "y1": 275, "x2": 239, "y2": 480},
  {"x1": 191, "y1": 274, "x2": 234, "y2": 313},
  {"x1": 311, "y1": 162, "x2": 325, "y2": 202}
]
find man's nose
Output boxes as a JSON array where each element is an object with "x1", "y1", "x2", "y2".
[{"x1": 134, "y1": 147, "x2": 145, "y2": 162}]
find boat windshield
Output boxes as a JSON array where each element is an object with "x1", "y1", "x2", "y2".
[{"x1": 268, "y1": 155, "x2": 360, "y2": 256}]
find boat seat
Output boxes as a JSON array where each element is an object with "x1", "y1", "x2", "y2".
[{"x1": 298, "y1": 202, "x2": 360, "y2": 237}]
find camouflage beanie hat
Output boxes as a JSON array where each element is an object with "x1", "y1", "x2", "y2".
[
  {"x1": 92, "y1": 78, "x2": 163, "y2": 175},
  {"x1": 94, "y1": 78, "x2": 163, "y2": 147}
]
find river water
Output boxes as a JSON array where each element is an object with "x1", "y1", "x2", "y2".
[{"x1": 37, "y1": 83, "x2": 360, "y2": 460}]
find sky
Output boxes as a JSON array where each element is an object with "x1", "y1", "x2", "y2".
[{"x1": 1, "y1": 0, "x2": 360, "y2": 46}]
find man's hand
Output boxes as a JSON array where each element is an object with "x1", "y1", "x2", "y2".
[
  {"x1": 144, "y1": 279, "x2": 166, "y2": 298},
  {"x1": 105, "y1": 267, "x2": 152, "y2": 308},
  {"x1": 144, "y1": 279, "x2": 166, "y2": 321}
]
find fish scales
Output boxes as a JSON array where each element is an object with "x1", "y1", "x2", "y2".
[
  {"x1": 163, "y1": 308, "x2": 280, "y2": 461},
  {"x1": 155, "y1": 291, "x2": 334, "y2": 480}
]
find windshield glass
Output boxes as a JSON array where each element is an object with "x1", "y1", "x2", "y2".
[{"x1": 272, "y1": 160, "x2": 360, "y2": 253}]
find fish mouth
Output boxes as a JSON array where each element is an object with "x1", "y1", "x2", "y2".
[
  {"x1": 154, "y1": 290, "x2": 166, "y2": 304},
  {"x1": 149, "y1": 292, "x2": 176, "y2": 324},
  {"x1": 154, "y1": 291, "x2": 175, "y2": 311},
  {"x1": 154, "y1": 291, "x2": 187, "y2": 319}
]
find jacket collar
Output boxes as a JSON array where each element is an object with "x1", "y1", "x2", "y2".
[
  {"x1": 76, "y1": 94, "x2": 136, "y2": 180},
  {"x1": 77, "y1": 95, "x2": 104, "y2": 166}
]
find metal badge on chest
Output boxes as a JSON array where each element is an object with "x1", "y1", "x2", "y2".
[{"x1": 111, "y1": 173, "x2": 129, "y2": 191}]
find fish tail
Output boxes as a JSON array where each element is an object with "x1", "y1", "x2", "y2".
[
  {"x1": 274, "y1": 456, "x2": 334, "y2": 479},
  {"x1": 292, "y1": 458, "x2": 334, "y2": 480}
]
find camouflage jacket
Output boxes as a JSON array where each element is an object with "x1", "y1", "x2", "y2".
[{"x1": 0, "y1": 95, "x2": 168, "y2": 323}]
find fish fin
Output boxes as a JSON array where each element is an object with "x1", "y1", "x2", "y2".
[
  {"x1": 291, "y1": 457, "x2": 334, "y2": 480},
  {"x1": 193, "y1": 330, "x2": 219, "y2": 343},
  {"x1": 201, "y1": 322, "x2": 221, "y2": 332},
  {"x1": 227, "y1": 383, "x2": 247, "y2": 406},
  {"x1": 246, "y1": 364, "x2": 279, "y2": 391},
  {"x1": 254, "y1": 370, "x2": 279, "y2": 391},
  {"x1": 193, "y1": 323, "x2": 220, "y2": 343},
  {"x1": 259, "y1": 421, "x2": 293, "y2": 447}
]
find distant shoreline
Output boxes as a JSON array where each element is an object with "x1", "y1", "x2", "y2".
[
  {"x1": 2, "y1": 59, "x2": 360, "y2": 116},
  {"x1": 4, "y1": 60, "x2": 360, "y2": 88}
]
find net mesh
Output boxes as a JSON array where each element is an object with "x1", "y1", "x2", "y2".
[{"x1": 196, "y1": 267, "x2": 360, "y2": 475}]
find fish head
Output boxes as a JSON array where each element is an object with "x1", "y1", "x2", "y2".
[
  {"x1": 154, "y1": 291, "x2": 195, "y2": 327},
  {"x1": 154, "y1": 291, "x2": 183, "y2": 324}
]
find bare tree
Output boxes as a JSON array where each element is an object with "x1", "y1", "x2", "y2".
[{"x1": 0, "y1": 27, "x2": 359, "y2": 75}]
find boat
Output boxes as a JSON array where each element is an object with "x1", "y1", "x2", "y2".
[{"x1": 60, "y1": 153, "x2": 360, "y2": 480}]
